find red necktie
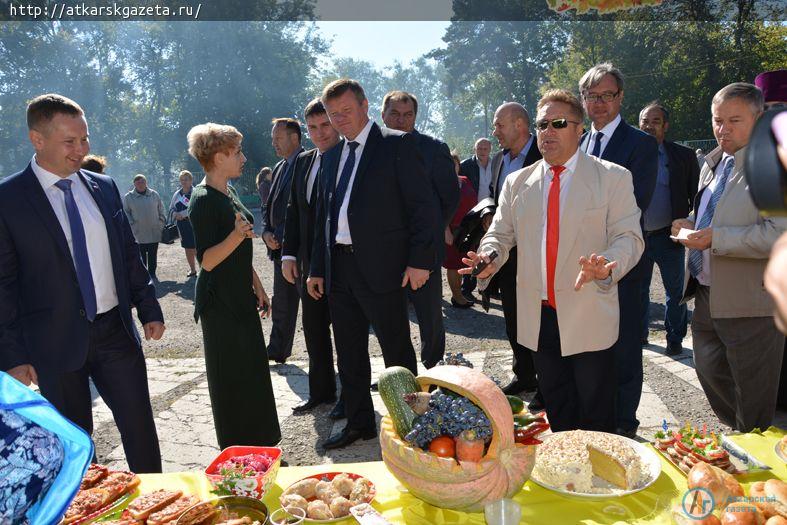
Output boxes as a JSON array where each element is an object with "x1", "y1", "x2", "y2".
[{"x1": 546, "y1": 165, "x2": 566, "y2": 309}]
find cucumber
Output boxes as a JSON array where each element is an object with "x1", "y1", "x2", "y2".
[
  {"x1": 378, "y1": 366, "x2": 420, "y2": 438},
  {"x1": 507, "y1": 395, "x2": 525, "y2": 414}
]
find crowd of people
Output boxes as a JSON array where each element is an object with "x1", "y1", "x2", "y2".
[{"x1": 0, "y1": 63, "x2": 786, "y2": 514}]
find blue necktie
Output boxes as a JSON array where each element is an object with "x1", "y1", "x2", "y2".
[
  {"x1": 590, "y1": 131, "x2": 604, "y2": 157},
  {"x1": 55, "y1": 179, "x2": 97, "y2": 321},
  {"x1": 330, "y1": 141, "x2": 359, "y2": 245},
  {"x1": 688, "y1": 156, "x2": 735, "y2": 278}
]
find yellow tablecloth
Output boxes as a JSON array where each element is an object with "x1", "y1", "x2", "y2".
[{"x1": 137, "y1": 427, "x2": 787, "y2": 525}]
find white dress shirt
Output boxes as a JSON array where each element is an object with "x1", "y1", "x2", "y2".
[
  {"x1": 693, "y1": 153, "x2": 734, "y2": 287},
  {"x1": 306, "y1": 152, "x2": 321, "y2": 205},
  {"x1": 31, "y1": 156, "x2": 119, "y2": 313},
  {"x1": 477, "y1": 157, "x2": 493, "y2": 201},
  {"x1": 335, "y1": 118, "x2": 374, "y2": 246},
  {"x1": 587, "y1": 113, "x2": 622, "y2": 157},
  {"x1": 540, "y1": 150, "x2": 579, "y2": 300}
]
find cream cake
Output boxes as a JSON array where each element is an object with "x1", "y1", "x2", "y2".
[{"x1": 532, "y1": 430, "x2": 649, "y2": 494}]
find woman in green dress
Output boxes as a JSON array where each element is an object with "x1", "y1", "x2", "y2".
[{"x1": 186, "y1": 123, "x2": 281, "y2": 449}]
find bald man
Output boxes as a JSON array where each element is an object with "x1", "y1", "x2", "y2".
[{"x1": 487, "y1": 102, "x2": 543, "y2": 403}]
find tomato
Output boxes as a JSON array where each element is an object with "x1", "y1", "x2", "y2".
[{"x1": 428, "y1": 435, "x2": 456, "y2": 458}]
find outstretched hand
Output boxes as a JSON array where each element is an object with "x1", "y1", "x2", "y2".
[{"x1": 574, "y1": 254, "x2": 617, "y2": 291}]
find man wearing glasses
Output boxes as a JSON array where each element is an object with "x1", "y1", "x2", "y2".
[
  {"x1": 579, "y1": 63, "x2": 658, "y2": 440},
  {"x1": 463, "y1": 89, "x2": 643, "y2": 431}
]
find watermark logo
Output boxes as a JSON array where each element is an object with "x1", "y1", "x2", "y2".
[{"x1": 682, "y1": 487, "x2": 715, "y2": 520}]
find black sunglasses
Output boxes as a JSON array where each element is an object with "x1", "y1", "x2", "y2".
[{"x1": 535, "y1": 118, "x2": 581, "y2": 131}]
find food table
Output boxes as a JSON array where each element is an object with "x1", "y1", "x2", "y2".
[{"x1": 134, "y1": 428, "x2": 787, "y2": 524}]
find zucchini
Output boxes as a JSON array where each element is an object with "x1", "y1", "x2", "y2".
[{"x1": 378, "y1": 366, "x2": 420, "y2": 437}]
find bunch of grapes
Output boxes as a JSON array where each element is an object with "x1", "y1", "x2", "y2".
[
  {"x1": 437, "y1": 352, "x2": 474, "y2": 368},
  {"x1": 404, "y1": 410, "x2": 445, "y2": 448},
  {"x1": 403, "y1": 391, "x2": 493, "y2": 448}
]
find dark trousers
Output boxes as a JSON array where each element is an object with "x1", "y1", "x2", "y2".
[
  {"x1": 37, "y1": 308, "x2": 162, "y2": 473},
  {"x1": 300, "y1": 278, "x2": 336, "y2": 401},
  {"x1": 138, "y1": 242, "x2": 159, "y2": 279},
  {"x1": 692, "y1": 285, "x2": 785, "y2": 432},
  {"x1": 498, "y1": 248, "x2": 537, "y2": 386},
  {"x1": 531, "y1": 305, "x2": 616, "y2": 432},
  {"x1": 614, "y1": 276, "x2": 646, "y2": 432},
  {"x1": 407, "y1": 270, "x2": 445, "y2": 368},
  {"x1": 461, "y1": 275, "x2": 477, "y2": 296},
  {"x1": 640, "y1": 229, "x2": 688, "y2": 343},
  {"x1": 268, "y1": 257, "x2": 300, "y2": 360},
  {"x1": 329, "y1": 249, "x2": 417, "y2": 431}
]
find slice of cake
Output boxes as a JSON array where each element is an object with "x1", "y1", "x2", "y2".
[{"x1": 587, "y1": 433, "x2": 644, "y2": 490}]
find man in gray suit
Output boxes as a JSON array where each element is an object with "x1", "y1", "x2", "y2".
[{"x1": 673, "y1": 82, "x2": 787, "y2": 432}]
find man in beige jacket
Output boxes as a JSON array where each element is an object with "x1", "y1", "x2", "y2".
[
  {"x1": 673, "y1": 82, "x2": 787, "y2": 432},
  {"x1": 462, "y1": 89, "x2": 643, "y2": 432}
]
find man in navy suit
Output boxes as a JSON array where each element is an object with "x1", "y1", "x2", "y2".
[
  {"x1": 579, "y1": 63, "x2": 658, "y2": 438},
  {"x1": 282, "y1": 98, "x2": 341, "y2": 416},
  {"x1": 262, "y1": 118, "x2": 304, "y2": 364},
  {"x1": 307, "y1": 79, "x2": 435, "y2": 450},
  {"x1": 381, "y1": 90, "x2": 459, "y2": 368},
  {"x1": 0, "y1": 94, "x2": 165, "y2": 472}
]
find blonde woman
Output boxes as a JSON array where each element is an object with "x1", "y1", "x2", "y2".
[{"x1": 187, "y1": 123, "x2": 280, "y2": 449}]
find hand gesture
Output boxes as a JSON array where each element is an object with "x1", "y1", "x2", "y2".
[
  {"x1": 143, "y1": 321, "x2": 166, "y2": 340},
  {"x1": 459, "y1": 251, "x2": 497, "y2": 279},
  {"x1": 262, "y1": 231, "x2": 280, "y2": 250},
  {"x1": 7, "y1": 364, "x2": 38, "y2": 386},
  {"x1": 680, "y1": 227, "x2": 712, "y2": 250},
  {"x1": 574, "y1": 254, "x2": 617, "y2": 291},
  {"x1": 307, "y1": 277, "x2": 324, "y2": 300},
  {"x1": 402, "y1": 267, "x2": 430, "y2": 291},
  {"x1": 671, "y1": 218, "x2": 695, "y2": 237},
  {"x1": 282, "y1": 259, "x2": 299, "y2": 285},
  {"x1": 234, "y1": 212, "x2": 256, "y2": 240},
  {"x1": 255, "y1": 286, "x2": 270, "y2": 318}
]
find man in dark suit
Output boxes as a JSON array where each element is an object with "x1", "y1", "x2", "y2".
[
  {"x1": 459, "y1": 137, "x2": 492, "y2": 301},
  {"x1": 262, "y1": 118, "x2": 304, "y2": 364},
  {"x1": 638, "y1": 101, "x2": 699, "y2": 356},
  {"x1": 488, "y1": 103, "x2": 542, "y2": 403},
  {"x1": 307, "y1": 79, "x2": 435, "y2": 449},
  {"x1": 0, "y1": 94, "x2": 165, "y2": 472},
  {"x1": 380, "y1": 90, "x2": 459, "y2": 368},
  {"x1": 282, "y1": 98, "x2": 341, "y2": 415},
  {"x1": 579, "y1": 63, "x2": 658, "y2": 438}
]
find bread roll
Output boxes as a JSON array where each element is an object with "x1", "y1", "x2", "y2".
[
  {"x1": 766, "y1": 517, "x2": 787, "y2": 525},
  {"x1": 764, "y1": 479, "x2": 787, "y2": 518},
  {"x1": 688, "y1": 462, "x2": 744, "y2": 509},
  {"x1": 720, "y1": 503, "x2": 765, "y2": 525},
  {"x1": 671, "y1": 504, "x2": 721, "y2": 525}
]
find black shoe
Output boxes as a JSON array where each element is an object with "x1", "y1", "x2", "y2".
[
  {"x1": 641, "y1": 338, "x2": 649, "y2": 346},
  {"x1": 528, "y1": 393, "x2": 545, "y2": 412},
  {"x1": 279, "y1": 459, "x2": 289, "y2": 467},
  {"x1": 502, "y1": 378, "x2": 537, "y2": 396},
  {"x1": 269, "y1": 355, "x2": 287, "y2": 365},
  {"x1": 322, "y1": 426, "x2": 377, "y2": 450},
  {"x1": 292, "y1": 396, "x2": 336, "y2": 414},
  {"x1": 665, "y1": 341, "x2": 683, "y2": 356},
  {"x1": 450, "y1": 298, "x2": 473, "y2": 309},
  {"x1": 616, "y1": 427, "x2": 638, "y2": 439},
  {"x1": 329, "y1": 400, "x2": 346, "y2": 420},
  {"x1": 370, "y1": 381, "x2": 378, "y2": 392},
  {"x1": 462, "y1": 292, "x2": 478, "y2": 303}
]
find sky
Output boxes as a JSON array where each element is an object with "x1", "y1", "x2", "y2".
[{"x1": 314, "y1": 21, "x2": 450, "y2": 69}]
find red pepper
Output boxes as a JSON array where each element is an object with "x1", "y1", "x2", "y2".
[{"x1": 517, "y1": 436, "x2": 543, "y2": 446}]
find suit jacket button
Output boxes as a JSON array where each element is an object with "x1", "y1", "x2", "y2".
[{"x1": 79, "y1": 309, "x2": 86, "y2": 317}]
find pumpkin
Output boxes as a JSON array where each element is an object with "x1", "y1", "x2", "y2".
[{"x1": 380, "y1": 365, "x2": 536, "y2": 512}]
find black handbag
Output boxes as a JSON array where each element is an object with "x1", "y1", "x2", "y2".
[{"x1": 161, "y1": 211, "x2": 180, "y2": 244}]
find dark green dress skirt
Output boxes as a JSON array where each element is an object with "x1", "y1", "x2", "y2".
[{"x1": 189, "y1": 184, "x2": 281, "y2": 449}]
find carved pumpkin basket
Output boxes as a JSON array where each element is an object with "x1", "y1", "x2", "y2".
[{"x1": 379, "y1": 365, "x2": 537, "y2": 512}]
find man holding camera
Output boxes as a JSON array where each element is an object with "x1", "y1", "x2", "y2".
[{"x1": 673, "y1": 82, "x2": 787, "y2": 432}]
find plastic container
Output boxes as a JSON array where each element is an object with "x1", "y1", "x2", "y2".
[{"x1": 204, "y1": 446, "x2": 282, "y2": 499}]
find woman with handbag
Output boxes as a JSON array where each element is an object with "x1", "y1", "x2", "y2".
[
  {"x1": 443, "y1": 153, "x2": 478, "y2": 308},
  {"x1": 186, "y1": 122, "x2": 281, "y2": 450},
  {"x1": 169, "y1": 170, "x2": 198, "y2": 277}
]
